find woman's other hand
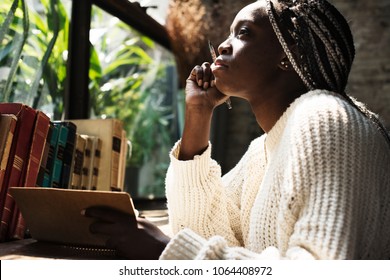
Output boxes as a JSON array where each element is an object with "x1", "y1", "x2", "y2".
[{"x1": 83, "y1": 206, "x2": 170, "y2": 259}]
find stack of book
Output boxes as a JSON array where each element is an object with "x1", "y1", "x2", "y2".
[{"x1": 0, "y1": 103, "x2": 130, "y2": 242}]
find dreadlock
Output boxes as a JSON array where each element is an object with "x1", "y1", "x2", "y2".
[{"x1": 265, "y1": 0, "x2": 390, "y2": 146}]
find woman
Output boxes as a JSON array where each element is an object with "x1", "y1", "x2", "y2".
[{"x1": 84, "y1": 0, "x2": 390, "y2": 259}]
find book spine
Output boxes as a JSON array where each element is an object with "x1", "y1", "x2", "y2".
[
  {"x1": 80, "y1": 135, "x2": 92, "y2": 190},
  {"x1": 50, "y1": 124, "x2": 68, "y2": 188},
  {"x1": 90, "y1": 138, "x2": 102, "y2": 191},
  {"x1": 63, "y1": 118, "x2": 125, "y2": 191},
  {"x1": 110, "y1": 119, "x2": 123, "y2": 191},
  {"x1": 0, "y1": 115, "x2": 17, "y2": 213},
  {"x1": 10, "y1": 111, "x2": 50, "y2": 240},
  {"x1": 118, "y1": 130, "x2": 128, "y2": 191},
  {"x1": 0, "y1": 104, "x2": 37, "y2": 242},
  {"x1": 59, "y1": 122, "x2": 77, "y2": 189},
  {"x1": 23, "y1": 111, "x2": 51, "y2": 187},
  {"x1": 41, "y1": 124, "x2": 59, "y2": 187},
  {"x1": 70, "y1": 134, "x2": 85, "y2": 189},
  {"x1": 36, "y1": 124, "x2": 53, "y2": 187}
]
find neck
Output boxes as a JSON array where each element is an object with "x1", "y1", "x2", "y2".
[{"x1": 250, "y1": 87, "x2": 305, "y2": 133}]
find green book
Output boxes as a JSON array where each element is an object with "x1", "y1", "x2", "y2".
[
  {"x1": 42, "y1": 123, "x2": 59, "y2": 187},
  {"x1": 50, "y1": 123, "x2": 68, "y2": 188}
]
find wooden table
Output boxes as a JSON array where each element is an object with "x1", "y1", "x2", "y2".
[{"x1": 0, "y1": 238, "x2": 121, "y2": 260}]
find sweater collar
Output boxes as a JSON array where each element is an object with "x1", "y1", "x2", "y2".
[{"x1": 264, "y1": 89, "x2": 329, "y2": 155}]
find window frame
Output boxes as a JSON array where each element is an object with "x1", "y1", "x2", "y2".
[{"x1": 64, "y1": 0, "x2": 171, "y2": 119}]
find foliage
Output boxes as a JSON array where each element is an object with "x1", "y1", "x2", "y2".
[
  {"x1": 0, "y1": 0, "x2": 69, "y2": 119},
  {"x1": 88, "y1": 11, "x2": 177, "y2": 168}
]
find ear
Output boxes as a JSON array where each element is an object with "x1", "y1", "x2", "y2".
[
  {"x1": 277, "y1": 43, "x2": 299, "y2": 71},
  {"x1": 278, "y1": 57, "x2": 293, "y2": 71}
]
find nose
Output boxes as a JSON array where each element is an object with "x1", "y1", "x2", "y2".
[{"x1": 218, "y1": 38, "x2": 232, "y2": 55}]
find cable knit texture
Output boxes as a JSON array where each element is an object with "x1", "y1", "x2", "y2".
[{"x1": 160, "y1": 90, "x2": 390, "y2": 260}]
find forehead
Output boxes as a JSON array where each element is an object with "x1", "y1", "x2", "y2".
[{"x1": 231, "y1": 1, "x2": 268, "y2": 29}]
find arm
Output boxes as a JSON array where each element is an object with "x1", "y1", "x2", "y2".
[
  {"x1": 179, "y1": 62, "x2": 230, "y2": 160},
  {"x1": 166, "y1": 140, "x2": 246, "y2": 246},
  {"x1": 166, "y1": 62, "x2": 243, "y2": 244}
]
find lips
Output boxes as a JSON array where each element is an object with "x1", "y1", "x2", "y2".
[
  {"x1": 211, "y1": 58, "x2": 229, "y2": 71},
  {"x1": 214, "y1": 58, "x2": 228, "y2": 68}
]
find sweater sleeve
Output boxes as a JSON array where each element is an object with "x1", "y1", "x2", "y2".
[
  {"x1": 164, "y1": 140, "x2": 251, "y2": 247},
  {"x1": 160, "y1": 228, "x2": 286, "y2": 260}
]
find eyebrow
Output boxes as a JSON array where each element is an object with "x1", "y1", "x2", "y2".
[{"x1": 230, "y1": 19, "x2": 256, "y2": 33}]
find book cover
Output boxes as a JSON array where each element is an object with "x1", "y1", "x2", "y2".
[
  {"x1": 0, "y1": 103, "x2": 37, "y2": 242},
  {"x1": 58, "y1": 121, "x2": 77, "y2": 189},
  {"x1": 10, "y1": 111, "x2": 50, "y2": 240},
  {"x1": 41, "y1": 123, "x2": 59, "y2": 187},
  {"x1": 50, "y1": 123, "x2": 68, "y2": 188},
  {"x1": 36, "y1": 123, "x2": 54, "y2": 187},
  {"x1": 70, "y1": 134, "x2": 86, "y2": 190},
  {"x1": 9, "y1": 187, "x2": 135, "y2": 247},
  {"x1": 69, "y1": 119, "x2": 124, "y2": 191}
]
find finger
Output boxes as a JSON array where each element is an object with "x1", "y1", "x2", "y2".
[
  {"x1": 187, "y1": 65, "x2": 204, "y2": 87},
  {"x1": 89, "y1": 221, "x2": 113, "y2": 235},
  {"x1": 136, "y1": 217, "x2": 159, "y2": 230},
  {"x1": 201, "y1": 62, "x2": 212, "y2": 89},
  {"x1": 90, "y1": 219, "x2": 136, "y2": 235}
]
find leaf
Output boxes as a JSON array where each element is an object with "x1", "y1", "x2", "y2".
[
  {"x1": 28, "y1": 0, "x2": 60, "y2": 103},
  {"x1": 89, "y1": 46, "x2": 102, "y2": 80},
  {"x1": 2, "y1": 0, "x2": 29, "y2": 102},
  {"x1": 0, "y1": 42, "x2": 13, "y2": 62},
  {"x1": 0, "y1": 0, "x2": 19, "y2": 45}
]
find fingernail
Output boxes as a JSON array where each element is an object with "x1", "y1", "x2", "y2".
[
  {"x1": 203, "y1": 82, "x2": 209, "y2": 89},
  {"x1": 211, "y1": 80, "x2": 215, "y2": 87},
  {"x1": 80, "y1": 209, "x2": 86, "y2": 216},
  {"x1": 198, "y1": 79, "x2": 203, "y2": 87}
]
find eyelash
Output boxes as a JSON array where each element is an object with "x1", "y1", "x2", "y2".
[
  {"x1": 227, "y1": 27, "x2": 249, "y2": 40},
  {"x1": 237, "y1": 27, "x2": 249, "y2": 38}
]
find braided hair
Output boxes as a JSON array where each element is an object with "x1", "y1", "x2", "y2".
[{"x1": 265, "y1": 0, "x2": 390, "y2": 146}]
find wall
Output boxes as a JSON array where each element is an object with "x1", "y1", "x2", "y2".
[{"x1": 334, "y1": 0, "x2": 390, "y2": 127}]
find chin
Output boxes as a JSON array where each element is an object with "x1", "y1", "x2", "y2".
[
  {"x1": 214, "y1": 79, "x2": 227, "y2": 93},
  {"x1": 214, "y1": 80, "x2": 235, "y2": 96}
]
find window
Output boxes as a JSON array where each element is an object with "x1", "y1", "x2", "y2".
[{"x1": 0, "y1": 0, "x2": 179, "y2": 201}]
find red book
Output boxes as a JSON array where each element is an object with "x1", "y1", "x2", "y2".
[
  {"x1": 10, "y1": 111, "x2": 50, "y2": 239},
  {"x1": 0, "y1": 103, "x2": 37, "y2": 242},
  {"x1": 23, "y1": 111, "x2": 51, "y2": 187}
]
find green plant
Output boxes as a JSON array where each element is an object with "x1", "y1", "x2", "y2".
[
  {"x1": 0, "y1": 0, "x2": 29, "y2": 102},
  {"x1": 89, "y1": 11, "x2": 176, "y2": 168},
  {"x1": 0, "y1": 0, "x2": 69, "y2": 119}
]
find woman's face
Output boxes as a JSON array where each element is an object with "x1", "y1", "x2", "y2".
[{"x1": 211, "y1": 1, "x2": 284, "y2": 100}]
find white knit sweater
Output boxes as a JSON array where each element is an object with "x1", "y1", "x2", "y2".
[{"x1": 160, "y1": 90, "x2": 390, "y2": 260}]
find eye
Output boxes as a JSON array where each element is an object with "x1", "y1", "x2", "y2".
[{"x1": 237, "y1": 27, "x2": 249, "y2": 37}]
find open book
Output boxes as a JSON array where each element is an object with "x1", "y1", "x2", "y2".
[{"x1": 9, "y1": 187, "x2": 136, "y2": 248}]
